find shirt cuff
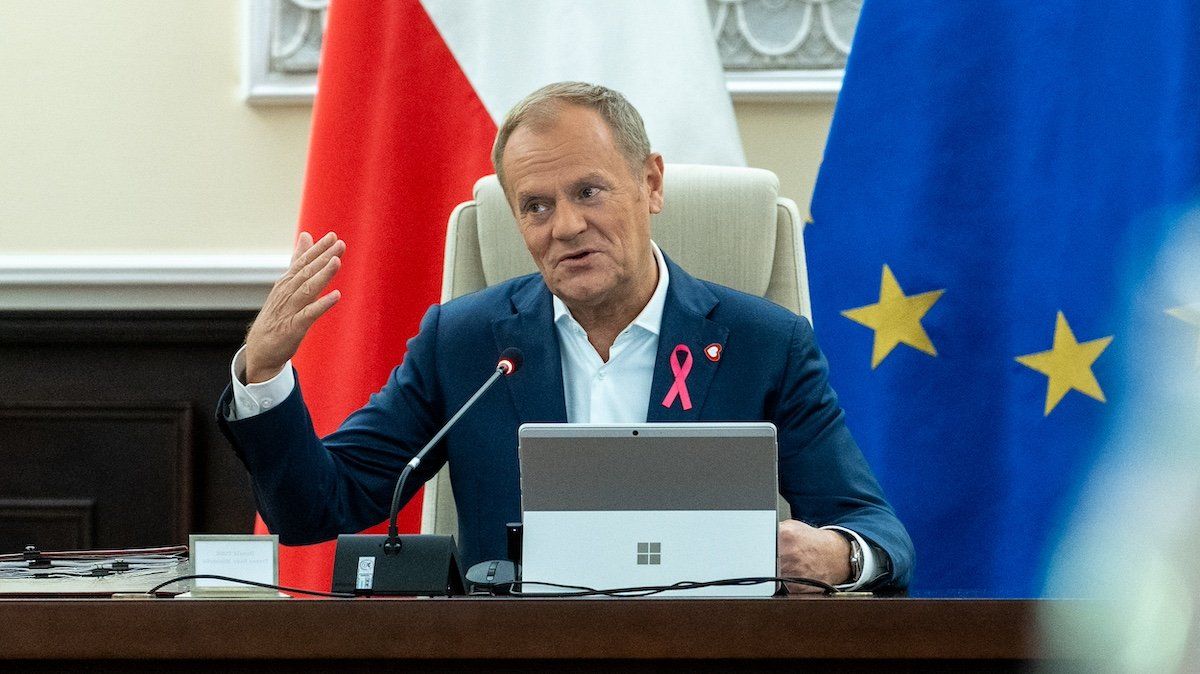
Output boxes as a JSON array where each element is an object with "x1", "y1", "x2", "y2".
[
  {"x1": 821, "y1": 525, "x2": 879, "y2": 592},
  {"x1": 228, "y1": 344, "x2": 295, "y2": 421}
]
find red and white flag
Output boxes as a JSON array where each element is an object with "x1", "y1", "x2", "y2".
[{"x1": 263, "y1": 0, "x2": 744, "y2": 593}]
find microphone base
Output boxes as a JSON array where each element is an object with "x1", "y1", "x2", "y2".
[{"x1": 332, "y1": 534, "x2": 466, "y2": 596}]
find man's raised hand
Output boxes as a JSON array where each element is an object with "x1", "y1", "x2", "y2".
[{"x1": 244, "y1": 231, "x2": 345, "y2": 383}]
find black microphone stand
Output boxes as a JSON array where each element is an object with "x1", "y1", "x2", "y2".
[
  {"x1": 383, "y1": 363, "x2": 509, "y2": 554},
  {"x1": 330, "y1": 349, "x2": 522, "y2": 596}
]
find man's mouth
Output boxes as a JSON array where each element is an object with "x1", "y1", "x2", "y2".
[{"x1": 558, "y1": 250, "x2": 595, "y2": 264}]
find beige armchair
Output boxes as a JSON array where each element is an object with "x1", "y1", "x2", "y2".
[{"x1": 421, "y1": 164, "x2": 810, "y2": 535}]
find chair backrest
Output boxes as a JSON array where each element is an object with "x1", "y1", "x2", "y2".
[{"x1": 422, "y1": 164, "x2": 810, "y2": 535}]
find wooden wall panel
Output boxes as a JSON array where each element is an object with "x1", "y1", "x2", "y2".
[
  {"x1": 0, "y1": 498, "x2": 95, "y2": 550},
  {"x1": 0, "y1": 311, "x2": 258, "y2": 554},
  {"x1": 0, "y1": 402, "x2": 192, "y2": 550}
]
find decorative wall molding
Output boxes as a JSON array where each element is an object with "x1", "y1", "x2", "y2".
[
  {"x1": 725, "y1": 69, "x2": 845, "y2": 101},
  {"x1": 242, "y1": 0, "x2": 860, "y2": 105},
  {"x1": 0, "y1": 254, "x2": 289, "y2": 310},
  {"x1": 243, "y1": 0, "x2": 326, "y2": 104},
  {"x1": 711, "y1": 0, "x2": 859, "y2": 99}
]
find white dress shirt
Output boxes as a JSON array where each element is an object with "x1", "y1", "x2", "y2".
[
  {"x1": 553, "y1": 242, "x2": 669, "y2": 423},
  {"x1": 226, "y1": 240, "x2": 878, "y2": 590},
  {"x1": 227, "y1": 345, "x2": 294, "y2": 420}
]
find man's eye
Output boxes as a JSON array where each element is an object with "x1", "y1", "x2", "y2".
[
  {"x1": 525, "y1": 202, "x2": 548, "y2": 214},
  {"x1": 580, "y1": 187, "x2": 600, "y2": 199}
]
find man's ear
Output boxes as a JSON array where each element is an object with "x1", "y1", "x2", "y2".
[{"x1": 645, "y1": 153, "x2": 665, "y2": 214}]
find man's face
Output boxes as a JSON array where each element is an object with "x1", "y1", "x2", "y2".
[{"x1": 501, "y1": 105, "x2": 664, "y2": 311}]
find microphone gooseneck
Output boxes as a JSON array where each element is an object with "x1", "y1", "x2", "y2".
[{"x1": 383, "y1": 348, "x2": 523, "y2": 554}]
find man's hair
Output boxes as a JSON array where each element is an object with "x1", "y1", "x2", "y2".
[{"x1": 491, "y1": 81, "x2": 652, "y2": 192}]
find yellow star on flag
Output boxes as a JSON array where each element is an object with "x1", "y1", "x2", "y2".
[
  {"x1": 842, "y1": 265, "x2": 945, "y2": 369},
  {"x1": 1015, "y1": 311, "x2": 1113, "y2": 416},
  {"x1": 1166, "y1": 303, "x2": 1200, "y2": 368}
]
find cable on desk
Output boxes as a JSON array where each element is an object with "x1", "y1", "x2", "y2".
[
  {"x1": 148, "y1": 574, "x2": 839, "y2": 599},
  {"x1": 145, "y1": 574, "x2": 355, "y2": 598},
  {"x1": 472, "y1": 576, "x2": 840, "y2": 597}
]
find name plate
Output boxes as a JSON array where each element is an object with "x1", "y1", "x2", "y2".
[{"x1": 189, "y1": 534, "x2": 279, "y2": 597}]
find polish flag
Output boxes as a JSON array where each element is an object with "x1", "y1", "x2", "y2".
[{"x1": 262, "y1": 0, "x2": 744, "y2": 592}]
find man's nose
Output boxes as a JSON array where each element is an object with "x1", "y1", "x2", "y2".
[{"x1": 550, "y1": 201, "x2": 587, "y2": 241}]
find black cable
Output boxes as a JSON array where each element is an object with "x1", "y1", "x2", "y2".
[
  {"x1": 493, "y1": 576, "x2": 840, "y2": 598},
  {"x1": 144, "y1": 574, "x2": 355, "y2": 598},
  {"x1": 145, "y1": 574, "x2": 838, "y2": 599}
]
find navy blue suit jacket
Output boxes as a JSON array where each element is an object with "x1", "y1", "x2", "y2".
[{"x1": 217, "y1": 255, "x2": 914, "y2": 589}]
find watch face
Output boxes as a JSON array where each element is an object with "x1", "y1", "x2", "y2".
[{"x1": 849, "y1": 538, "x2": 863, "y2": 580}]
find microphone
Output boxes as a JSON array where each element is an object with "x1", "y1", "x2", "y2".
[
  {"x1": 383, "y1": 347, "x2": 523, "y2": 551},
  {"x1": 332, "y1": 347, "x2": 524, "y2": 596},
  {"x1": 497, "y1": 348, "x2": 522, "y2": 376}
]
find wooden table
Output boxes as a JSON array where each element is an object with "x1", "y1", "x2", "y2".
[{"x1": 0, "y1": 596, "x2": 1072, "y2": 672}]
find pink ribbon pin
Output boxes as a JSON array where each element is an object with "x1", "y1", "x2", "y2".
[{"x1": 661, "y1": 344, "x2": 693, "y2": 410}]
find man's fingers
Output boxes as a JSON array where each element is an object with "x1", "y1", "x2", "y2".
[
  {"x1": 296, "y1": 289, "x2": 341, "y2": 327},
  {"x1": 290, "y1": 255, "x2": 341, "y2": 307},
  {"x1": 291, "y1": 231, "x2": 314, "y2": 264},
  {"x1": 282, "y1": 237, "x2": 345, "y2": 296},
  {"x1": 284, "y1": 246, "x2": 343, "y2": 304},
  {"x1": 292, "y1": 231, "x2": 337, "y2": 271},
  {"x1": 287, "y1": 231, "x2": 340, "y2": 277},
  {"x1": 248, "y1": 232, "x2": 342, "y2": 370}
]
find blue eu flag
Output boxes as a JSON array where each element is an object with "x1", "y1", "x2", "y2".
[{"x1": 809, "y1": 2, "x2": 1200, "y2": 596}]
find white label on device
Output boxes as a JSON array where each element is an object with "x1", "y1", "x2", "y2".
[{"x1": 356, "y1": 556, "x2": 375, "y2": 590}]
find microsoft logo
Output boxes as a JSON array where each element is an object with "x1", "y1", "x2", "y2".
[{"x1": 637, "y1": 542, "x2": 661, "y2": 565}]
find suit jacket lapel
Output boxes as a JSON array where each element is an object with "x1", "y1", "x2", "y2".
[
  {"x1": 492, "y1": 279, "x2": 568, "y2": 423},
  {"x1": 647, "y1": 256, "x2": 728, "y2": 422}
]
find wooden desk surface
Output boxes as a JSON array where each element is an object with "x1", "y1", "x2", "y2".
[{"x1": 0, "y1": 596, "x2": 1069, "y2": 673}]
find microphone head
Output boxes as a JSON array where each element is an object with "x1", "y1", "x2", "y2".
[{"x1": 497, "y1": 347, "x2": 524, "y2": 376}]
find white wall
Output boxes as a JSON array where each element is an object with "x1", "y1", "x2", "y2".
[
  {"x1": 735, "y1": 101, "x2": 833, "y2": 223},
  {"x1": 0, "y1": 1, "x2": 834, "y2": 305},
  {"x1": 0, "y1": 0, "x2": 311, "y2": 255}
]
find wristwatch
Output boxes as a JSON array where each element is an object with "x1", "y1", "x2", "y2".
[{"x1": 842, "y1": 531, "x2": 863, "y2": 584}]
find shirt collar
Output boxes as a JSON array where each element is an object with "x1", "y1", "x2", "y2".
[{"x1": 552, "y1": 240, "x2": 669, "y2": 336}]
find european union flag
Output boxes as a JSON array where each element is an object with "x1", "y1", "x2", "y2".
[{"x1": 809, "y1": 2, "x2": 1200, "y2": 596}]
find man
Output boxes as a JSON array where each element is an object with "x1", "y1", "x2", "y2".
[{"x1": 218, "y1": 82, "x2": 914, "y2": 592}]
